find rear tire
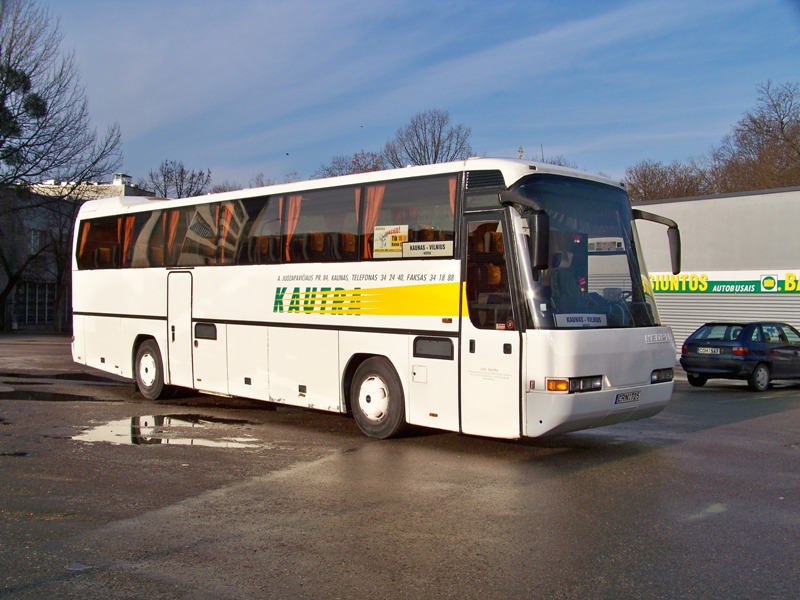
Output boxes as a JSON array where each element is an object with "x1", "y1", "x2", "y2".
[
  {"x1": 747, "y1": 363, "x2": 770, "y2": 392},
  {"x1": 687, "y1": 373, "x2": 707, "y2": 387},
  {"x1": 350, "y1": 357, "x2": 406, "y2": 439},
  {"x1": 135, "y1": 340, "x2": 168, "y2": 400}
]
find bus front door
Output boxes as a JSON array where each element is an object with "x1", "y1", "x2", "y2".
[
  {"x1": 167, "y1": 271, "x2": 194, "y2": 388},
  {"x1": 460, "y1": 217, "x2": 522, "y2": 438}
]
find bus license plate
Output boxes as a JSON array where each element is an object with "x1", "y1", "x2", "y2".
[{"x1": 615, "y1": 391, "x2": 640, "y2": 404}]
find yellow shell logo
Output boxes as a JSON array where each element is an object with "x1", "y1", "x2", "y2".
[{"x1": 761, "y1": 276, "x2": 777, "y2": 291}]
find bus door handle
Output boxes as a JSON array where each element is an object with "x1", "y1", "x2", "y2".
[
  {"x1": 171, "y1": 325, "x2": 175, "y2": 342},
  {"x1": 469, "y1": 339, "x2": 475, "y2": 353}
]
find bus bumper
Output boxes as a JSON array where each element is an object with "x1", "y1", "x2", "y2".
[{"x1": 523, "y1": 381, "x2": 673, "y2": 437}]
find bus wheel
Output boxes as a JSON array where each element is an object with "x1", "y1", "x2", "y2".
[
  {"x1": 135, "y1": 340, "x2": 167, "y2": 400},
  {"x1": 350, "y1": 357, "x2": 406, "y2": 439}
]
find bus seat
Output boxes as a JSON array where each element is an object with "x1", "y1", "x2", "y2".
[
  {"x1": 472, "y1": 223, "x2": 497, "y2": 252},
  {"x1": 256, "y1": 237, "x2": 271, "y2": 263},
  {"x1": 287, "y1": 235, "x2": 307, "y2": 262},
  {"x1": 337, "y1": 232, "x2": 357, "y2": 261},
  {"x1": 306, "y1": 232, "x2": 337, "y2": 262},
  {"x1": 416, "y1": 225, "x2": 435, "y2": 242},
  {"x1": 308, "y1": 232, "x2": 324, "y2": 252},
  {"x1": 489, "y1": 231, "x2": 504, "y2": 253},
  {"x1": 94, "y1": 246, "x2": 119, "y2": 268}
]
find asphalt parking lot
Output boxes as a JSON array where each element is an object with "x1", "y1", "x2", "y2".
[{"x1": 1, "y1": 334, "x2": 799, "y2": 599}]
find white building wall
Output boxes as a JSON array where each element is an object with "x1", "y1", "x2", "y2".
[{"x1": 635, "y1": 187, "x2": 800, "y2": 347}]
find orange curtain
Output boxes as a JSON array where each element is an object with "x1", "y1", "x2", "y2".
[
  {"x1": 123, "y1": 216, "x2": 135, "y2": 266},
  {"x1": 448, "y1": 176, "x2": 457, "y2": 216},
  {"x1": 78, "y1": 222, "x2": 91, "y2": 262},
  {"x1": 166, "y1": 210, "x2": 180, "y2": 262},
  {"x1": 284, "y1": 195, "x2": 302, "y2": 261},
  {"x1": 363, "y1": 185, "x2": 384, "y2": 258}
]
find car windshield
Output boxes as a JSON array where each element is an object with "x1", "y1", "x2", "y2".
[
  {"x1": 512, "y1": 174, "x2": 659, "y2": 330},
  {"x1": 690, "y1": 324, "x2": 745, "y2": 342}
]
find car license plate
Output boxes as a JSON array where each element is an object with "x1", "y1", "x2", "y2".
[
  {"x1": 698, "y1": 347, "x2": 722, "y2": 354},
  {"x1": 615, "y1": 391, "x2": 640, "y2": 404}
]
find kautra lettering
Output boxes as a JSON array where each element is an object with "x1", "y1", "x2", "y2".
[{"x1": 273, "y1": 287, "x2": 361, "y2": 314}]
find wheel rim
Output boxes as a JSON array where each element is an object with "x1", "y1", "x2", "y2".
[
  {"x1": 356, "y1": 374, "x2": 389, "y2": 422},
  {"x1": 755, "y1": 366, "x2": 769, "y2": 389},
  {"x1": 138, "y1": 352, "x2": 157, "y2": 388}
]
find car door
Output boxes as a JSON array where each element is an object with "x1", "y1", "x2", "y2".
[
  {"x1": 777, "y1": 323, "x2": 800, "y2": 378},
  {"x1": 762, "y1": 323, "x2": 792, "y2": 378}
]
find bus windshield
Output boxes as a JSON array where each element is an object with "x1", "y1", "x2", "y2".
[{"x1": 513, "y1": 174, "x2": 659, "y2": 330}]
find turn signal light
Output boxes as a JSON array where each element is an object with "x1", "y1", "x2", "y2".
[
  {"x1": 547, "y1": 379, "x2": 570, "y2": 392},
  {"x1": 546, "y1": 376, "x2": 602, "y2": 393}
]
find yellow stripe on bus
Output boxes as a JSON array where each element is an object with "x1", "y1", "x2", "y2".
[
  {"x1": 356, "y1": 282, "x2": 461, "y2": 316},
  {"x1": 274, "y1": 282, "x2": 461, "y2": 316}
]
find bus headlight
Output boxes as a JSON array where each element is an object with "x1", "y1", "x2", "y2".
[
  {"x1": 650, "y1": 368, "x2": 674, "y2": 383},
  {"x1": 546, "y1": 376, "x2": 602, "y2": 393}
]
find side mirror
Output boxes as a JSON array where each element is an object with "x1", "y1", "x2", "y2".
[
  {"x1": 667, "y1": 226, "x2": 681, "y2": 276},
  {"x1": 632, "y1": 209, "x2": 681, "y2": 275},
  {"x1": 499, "y1": 191, "x2": 550, "y2": 270},
  {"x1": 530, "y1": 211, "x2": 550, "y2": 270}
]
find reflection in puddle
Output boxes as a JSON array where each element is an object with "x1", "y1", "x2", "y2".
[{"x1": 73, "y1": 415, "x2": 261, "y2": 448}]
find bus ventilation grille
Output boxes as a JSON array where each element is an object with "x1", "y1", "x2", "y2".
[{"x1": 466, "y1": 170, "x2": 505, "y2": 190}]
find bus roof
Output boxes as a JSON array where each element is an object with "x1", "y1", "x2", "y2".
[{"x1": 78, "y1": 157, "x2": 625, "y2": 218}]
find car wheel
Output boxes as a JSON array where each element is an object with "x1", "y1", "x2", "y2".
[
  {"x1": 747, "y1": 363, "x2": 770, "y2": 392},
  {"x1": 687, "y1": 373, "x2": 707, "y2": 387}
]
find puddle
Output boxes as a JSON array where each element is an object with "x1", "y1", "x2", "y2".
[
  {"x1": 0, "y1": 391, "x2": 96, "y2": 402},
  {"x1": 73, "y1": 414, "x2": 261, "y2": 448},
  {"x1": 0, "y1": 372, "x2": 121, "y2": 383}
]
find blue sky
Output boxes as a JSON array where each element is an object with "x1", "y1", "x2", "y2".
[{"x1": 57, "y1": 0, "x2": 799, "y2": 187}]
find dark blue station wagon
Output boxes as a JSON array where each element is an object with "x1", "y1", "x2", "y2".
[{"x1": 680, "y1": 322, "x2": 800, "y2": 391}]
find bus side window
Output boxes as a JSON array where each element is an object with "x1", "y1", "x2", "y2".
[
  {"x1": 239, "y1": 197, "x2": 281, "y2": 265},
  {"x1": 362, "y1": 175, "x2": 456, "y2": 259},
  {"x1": 76, "y1": 216, "x2": 120, "y2": 270},
  {"x1": 465, "y1": 220, "x2": 513, "y2": 330},
  {"x1": 285, "y1": 187, "x2": 359, "y2": 263},
  {"x1": 217, "y1": 200, "x2": 247, "y2": 265},
  {"x1": 235, "y1": 196, "x2": 269, "y2": 265}
]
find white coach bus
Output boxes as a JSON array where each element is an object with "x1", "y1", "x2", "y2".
[{"x1": 71, "y1": 158, "x2": 680, "y2": 439}]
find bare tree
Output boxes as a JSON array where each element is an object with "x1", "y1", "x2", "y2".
[
  {"x1": 626, "y1": 80, "x2": 800, "y2": 201},
  {"x1": 625, "y1": 159, "x2": 711, "y2": 202},
  {"x1": 249, "y1": 172, "x2": 271, "y2": 188},
  {"x1": 383, "y1": 109, "x2": 473, "y2": 167},
  {"x1": 210, "y1": 180, "x2": 243, "y2": 194},
  {"x1": 314, "y1": 150, "x2": 386, "y2": 178},
  {"x1": 142, "y1": 159, "x2": 212, "y2": 198},
  {"x1": 0, "y1": 0, "x2": 122, "y2": 330},
  {"x1": 541, "y1": 154, "x2": 578, "y2": 169},
  {"x1": 0, "y1": 0, "x2": 121, "y2": 186},
  {"x1": 708, "y1": 80, "x2": 800, "y2": 192}
]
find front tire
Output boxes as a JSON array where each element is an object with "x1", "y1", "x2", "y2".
[
  {"x1": 747, "y1": 363, "x2": 770, "y2": 392},
  {"x1": 350, "y1": 357, "x2": 406, "y2": 439},
  {"x1": 135, "y1": 340, "x2": 167, "y2": 400}
]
